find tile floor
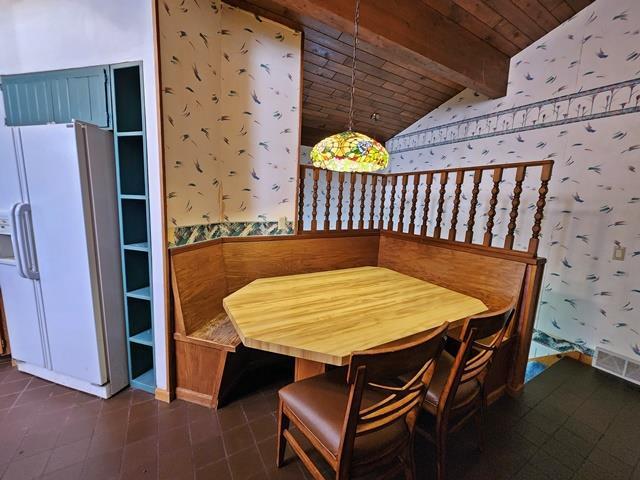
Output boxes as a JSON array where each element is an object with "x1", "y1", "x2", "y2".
[{"x1": 1, "y1": 356, "x2": 640, "y2": 479}]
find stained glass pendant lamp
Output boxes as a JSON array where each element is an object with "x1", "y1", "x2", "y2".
[{"x1": 310, "y1": 0, "x2": 389, "y2": 173}]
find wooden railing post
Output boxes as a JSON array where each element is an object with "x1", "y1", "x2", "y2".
[
  {"x1": 408, "y1": 174, "x2": 420, "y2": 234},
  {"x1": 420, "y1": 172, "x2": 433, "y2": 236},
  {"x1": 504, "y1": 165, "x2": 526, "y2": 250},
  {"x1": 528, "y1": 163, "x2": 553, "y2": 255},
  {"x1": 297, "y1": 166, "x2": 305, "y2": 232},
  {"x1": 433, "y1": 172, "x2": 448, "y2": 238},
  {"x1": 311, "y1": 168, "x2": 319, "y2": 231},
  {"x1": 368, "y1": 176, "x2": 377, "y2": 230},
  {"x1": 336, "y1": 172, "x2": 345, "y2": 231},
  {"x1": 378, "y1": 176, "x2": 387, "y2": 230},
  {"x1": 387, "y1": 176, "x2": 397, "y2": 231},
  {"x1": 483, "y1": 167, "x2": 503, "y2": 246},
  {"x1": 465, "y1": 169, "x2": 482, "y2": 243},
  {"x1": 358, "y1": 174, "x2": 367, "y2": 230},
  {"x1": 324, "y1": 170, "x2": 332, "y2": 230},
  {"x1": 448, "y1": 170, "x2": 464, "y2": 241},
  {"x1": 397, "y1": 175, "x2": 408, "y2": 232},
  {"x1": 348, "y1": 172, "x2": 356, "y2": 230}
]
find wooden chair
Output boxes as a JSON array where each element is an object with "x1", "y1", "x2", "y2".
[
  {"x1": 276, "y1": 323, "x2": 448, "y2": 480},
  {"x1": 419, "y1": 304, "x2": 515, "y2": 480}
]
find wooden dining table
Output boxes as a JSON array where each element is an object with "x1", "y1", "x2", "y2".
[{"x1": 223, "y1": 266, "x2": 488, "y2": 381}]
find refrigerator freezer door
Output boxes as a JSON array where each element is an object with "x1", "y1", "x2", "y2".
[
  {"x1": 19, "y1": 124, "x2": 108, "y2": 385},
  {"x1": 0, "y1": 263, "x2": 45, "y2": 367}
]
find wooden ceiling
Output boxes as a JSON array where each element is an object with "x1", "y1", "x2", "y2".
[{"x1": 225, "y1": 0, "x2": 595, "y2": 146}]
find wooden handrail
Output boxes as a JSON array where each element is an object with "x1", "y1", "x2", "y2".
[{"x1": 297, "y1": 160, "x2": 554, "y2": 257}]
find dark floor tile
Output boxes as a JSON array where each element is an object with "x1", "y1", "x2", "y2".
[
  {"x1": 196, "y1": 458, "x2": 231, "y2": 480},
  {"x1": 1, "y1": 450, "x2": 50, "y2": 480},
  {"x1": 223, "y1": 424, "x2": 256, "y2": 456},
  {"x1": 158, "y1": 425, "x2": 190, "y2": 454},
  {"x1": 249, "y1": 413, "x2": 277, "y2": 443},
  {"x1": 218, "y1": 402, "x2": 247, "y2": 432},
  {"x1": 81, "y1": 448, "x2": 123, "y2": 480},
  {"x1": 126, "y1": 416, "x2": 159, "y2": 444},
  {"x1": 227, "y1": 445, "x2": 266, "y2": 480},
  {"x1": 587, "y1": 447, "x2": 634, "y2": 479},
  {"x1": 192, "y1": 436, "x2": 226, "y2": 468},
  {"x1": 527, "y1": 449, "x2": 573, "y2": 480},
  {"x1": 44, "y1": 437, "x2": 91, "y2": 474},
  {"x1": 41, "y1": 462, "x2": 84, "y2": 480},
  {"x1": 158, "y1": 445, "x2": 194, "y2": 480}
]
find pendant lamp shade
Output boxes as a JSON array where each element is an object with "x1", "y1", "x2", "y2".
[{"x1": 310, "y1": 131, "x2": 389, "y2": 173}]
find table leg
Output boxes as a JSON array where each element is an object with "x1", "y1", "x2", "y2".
[{"x1": 294, "y1": 358, "x2": 326, "y2": 381}]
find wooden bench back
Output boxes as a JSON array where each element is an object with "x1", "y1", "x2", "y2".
[
  {"x1": 377, "y1": 233, "x2": 527, "y2": 310},
  {"x1": 170, "y1": 242, "x2": 227, "y2": 336}
]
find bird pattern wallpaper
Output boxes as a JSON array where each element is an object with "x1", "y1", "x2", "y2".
[
  {"x1": 383, "y1": 0, "x2": 640, "y2": 360},
  {"x1": 158, "y1": 0, "x2": 301, "y2": 245}
]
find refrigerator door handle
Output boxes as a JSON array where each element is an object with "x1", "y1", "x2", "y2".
[
  {"x1": 11, "y1": 203, "x2": 39, "y2": 280},
  {"x1": 11, "y1": 203, "x2": 29, "y2": 279}
]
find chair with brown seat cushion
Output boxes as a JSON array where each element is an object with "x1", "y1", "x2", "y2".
[
  {"x1": 419, "y1": 303, "x2": 515, "y2": 480},
  {"x1": 276, "y1": 323, "x2": 449, "y2": 480}
]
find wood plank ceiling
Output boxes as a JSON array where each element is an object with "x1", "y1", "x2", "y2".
[{"x1": 226, "y1": 0, "x2": 595, "y2": 146}]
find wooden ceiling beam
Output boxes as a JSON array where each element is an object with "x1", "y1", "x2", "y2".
[{"x1": 255, "y1": 0, "x2": 509, "y2": 98}]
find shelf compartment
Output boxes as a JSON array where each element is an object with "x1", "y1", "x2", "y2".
[
  {"x1": 131, "y1": 367, "x2": 155, "y2": 393},
  {"x1": 113, "y1": 66, "x2": 143, "y2": 132},
  {"x1": 117, "y1": 135, "x2": 146, "y2": 196},
  {"x1": 129, "y1": 342, "x2": 154, "y2": 392},
  {"x1": 124, "y1": 249, "x2": 149, "y2": 293},
  {"x1": 129, "y1": 329, "x2": 153, "y2": 346},
  {"x1": 127, "y1": 296, "x2": 151, "y2": 336},
  {"x1": 121, "y1": 198, "x2": 148, "y2": 245}
]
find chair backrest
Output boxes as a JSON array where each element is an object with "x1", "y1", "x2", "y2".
[
  {"x1": 441, "y1": 303, "x2": 516, "y2": 415},
  {"x1": 338, "y1": 323, "x2": 449, "y2": 472}
]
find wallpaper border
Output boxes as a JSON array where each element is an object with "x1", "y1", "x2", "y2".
[
  {"x1": 387, "y1": 77, "x2": 640, "y2": 154},
  {"x1": 169, "y1": 220, "x2": 295, "y2": 246}
]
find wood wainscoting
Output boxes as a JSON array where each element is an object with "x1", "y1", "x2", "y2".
[{"x1": 169, "y1": 230, "x2": 544, "y2": 407}]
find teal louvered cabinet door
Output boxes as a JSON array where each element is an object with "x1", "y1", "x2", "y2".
[{"x1": 2, "y1": 66, "x2": 110, "y2": 127}]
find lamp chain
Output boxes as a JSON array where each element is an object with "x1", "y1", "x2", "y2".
[{"x1": 348, "y1": 0, "x2": 360, "y2": 132}]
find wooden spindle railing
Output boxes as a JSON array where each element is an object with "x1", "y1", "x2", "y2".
[
  {"x1": 409, "y1": 174, "x2": 419, "y2": 234},
  {"x1": 324, "y1": 170, "x2": 332, "y2": 230},
  {"x1": 369, "y1": 176, "x2": 377, "y2": 230},
  {"x1": 336, "y1": 172, "x2": 344, "y2": 231},
  {"x1": 448, "y1": 171, "x2": 464, "y2": 241},
  {"x1": 397, "y1": 175, "x2": 408, "y2": 232},
  {"x1": 297, "y1": 160, "x2": 553, "y2": 257},
  {"x1": 420, "y1": 172, "x2": 433, "y2": 237},
  {"x1": 504, "y1": 165, "x2": 526, "y2": 250},
  {"x1": 433, "y1": 172, "x2": 448, "y2": 238}
]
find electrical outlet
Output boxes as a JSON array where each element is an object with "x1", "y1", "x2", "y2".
[
  {"x1": 278, "y1": 216, "x2": 287, "y2": 230},
  {"x1": 613, "y1": 245, "x2": 626, "y2": 261}
]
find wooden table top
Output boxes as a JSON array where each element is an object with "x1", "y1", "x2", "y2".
[{"x1": 223, "y1": 266, "x2": 488, "y2": 366}]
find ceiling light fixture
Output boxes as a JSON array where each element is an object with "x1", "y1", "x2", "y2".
[{"x1": 309, "y1": 0, "x2": 389, "y2": 173}]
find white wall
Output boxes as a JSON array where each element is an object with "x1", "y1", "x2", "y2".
[
  {"x1": 385, "y1": 0, "x2": 640, "y2": 360},
  {"x1": 0, "y1": 0, "x2": 168, "y2": 391}
]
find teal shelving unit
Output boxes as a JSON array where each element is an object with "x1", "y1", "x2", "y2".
[{"x1": 110, "y1": 62, "x2": 155, "y2": 393}]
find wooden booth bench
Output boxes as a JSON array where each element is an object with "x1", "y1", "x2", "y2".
[{"x1": 169, "y1": 230, "x2": 545, "y2": 408}]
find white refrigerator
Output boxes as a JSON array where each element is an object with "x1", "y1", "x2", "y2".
[{"x1": 0, "y1": 121, "x2": 128, "y2": 398}]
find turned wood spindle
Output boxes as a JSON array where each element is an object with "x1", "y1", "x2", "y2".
[
  {"x1": 397, "y1": 175, "x2": 408, "y2": 232},
  {"x1": 311, "y1": 168, "x2": 320, "y2": 231},
  {"x1": 387, "y1": 176, "x2": 397, "y2": 231},
  {"x1": 368, "y1": 176, "x2": 377, "y2": 230},
  {"x1": 483, "y1": 167, "x2": 503, "y2": 246},
  {"x1": 420, "y1": 172, "x2": 433, "y2": 237},
  {"x1": 504, "y1": 165, "x2": 526, "y2": 250},
  {"x1": 408, "y1": 174, "x2": 420, "y2": 234},
  {"x1": 448, "y1": 171, "x2": 464, "y2": 241},
  {"x1": 528, "y1": 163, "x2": 553, "y2": 255},
  {"x1": 324, "y1": 170, "x2": 332, "y2": 230},
  {"x1": 336, "y1": 172, "x2": 345, "y2": 231},
  {"x1": 358, "y1": 174, "x2": 368, "y2": 230},
  {"x1": 347, "y1": 172, "x2": 356, "y2": 230},
  {"x1": 378, "y1": 176, "x2": 387, "y2": 230},
  {"x1": 433, "y1": 171, "x2": 448, "y2": 238},
  {"x1": 465, "y1": 169, "x2": 483, "y2": 243},
  {"x1": 297, "y1": 166, "x2": 305, "y2": 232}
]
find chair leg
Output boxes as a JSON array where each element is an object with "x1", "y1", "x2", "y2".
[
  {"x1": 276, "y1": 399, "x2": 290, "y2": 468},
  {"x1": 476, "y1": 391, "x2": 487, "y2": 453},
  {"x1": 435, "y1": 427, "x2": 447, "y2": 480},
  {"x1": 403, "y1": 443, "x2": 416, "y2": 480}
]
